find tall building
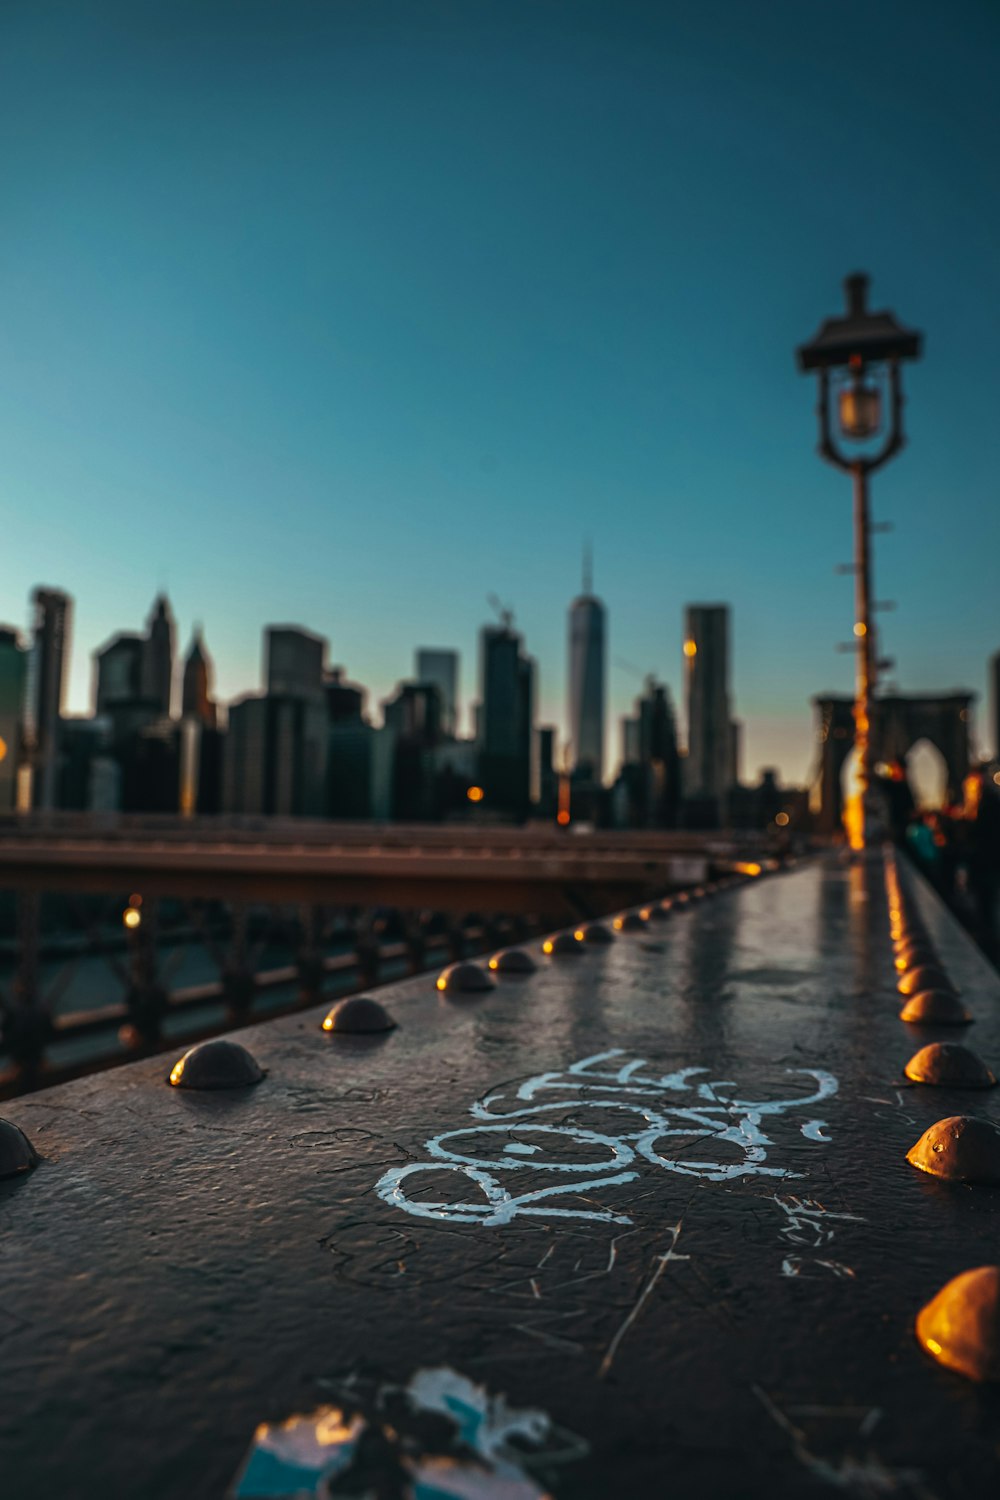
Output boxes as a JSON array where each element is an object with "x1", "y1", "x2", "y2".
[
  {"x1": 683, "y1": 603, "x2": 732, "y2": 823},
  {"x1": 567, "y1": 550, "x2": 606, "y2": 782},
  {"x1": 182, "y1": 628, "x2": 216, "y2": 726},
  {"x1": 94, "y1": 633, "x2": 144, "y2": 714},
  {"x1": 222, "y1": 692, "x2": 325, "y2": 817},
  {"x1": 0, "y1": 627, "x2": 27, "y2": 812},
  {"x1": 264, "y1": 626, "x2": 325, "y2": 700},
  {"x1": 992, "y1": 650, "x2": 1000, "y2": 761},
  {"x1": 415, "y1": 649, "x2": 459, "y2": 738},
  {"x1": 141, "y1": 594, "x2": 176, "y2": 718},
  {"x1": 24, "y1": 587, "x2": 71, "y2": 811},
  {"x1": 478, "y1": 619, "x2": 534, "y2": 819}
]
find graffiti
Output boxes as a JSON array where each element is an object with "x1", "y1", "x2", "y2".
[
  {"x1": 773, "y1": 1192, "x2": 866, "y2": 1280},
  {"x1": 376, "y1": 1049, "x2": 839, "y2": 1227}
]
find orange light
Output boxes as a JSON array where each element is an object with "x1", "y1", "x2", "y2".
[
  {"x1": 775, "y1": 812, "x2": 789, "y2": 827},
  {"x1": 734, "y1": 862, "x2": 762, "y2": 877},
  {"x1": 123, "y1": 907, "x2": 141, "y2": 930},
  {"x1": 613, "y1": 917, "x2": 624, "y2": 930},
  {"x1": 436, "y1": 976, "x2": 447, "y2": 991},
  {"x1": 542, "y1": 940, "x2": 554, "y2": 954},
  {"x1": 574, "y1": 929, "x2": 585, "y2": 941},
  {"x1": 488, "y1": 957, "x2": 498, "y2": 970},
  {"x1": 321, "y1": 1015, "x2": 334, "y2": 1031},
  {"x1": 926, "y1": 1338, "x2": 942, "y2": 1356},
  {"x1": 467, "y1": 785, "x2": 484, "y2": 803},
  {"x1": 169, "y1": 1060, "x2": 184, "y2": 1085},
  {"x1": 0, "y1": 735, "x2": 7, "y2": 763},
  {"x1": 640, "y1": 908, "x2": 651, "y2": 919},
  {"x1": 853, "y1": 622, "x2": 867, "y2": 637},
  {"x1": 556, "y1": 809, "x2": 570, "y2": 826},
  {"x1": 683, "y1": 639, "x2": 697, "y2": 658}
]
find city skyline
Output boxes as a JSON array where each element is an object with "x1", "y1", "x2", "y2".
[{"x1": 2, "y1": 2, "x2": 999, "y2": 783}]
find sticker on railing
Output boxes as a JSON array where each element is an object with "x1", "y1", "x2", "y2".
[{"x1": 375, "y1": 1048, "x2": 839, "y2": 1227}]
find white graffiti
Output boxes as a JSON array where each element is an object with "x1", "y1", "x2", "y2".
[
  {"x1": 774, "y1": 1193, "x2": 866, "y2": 1280},
  {"x1": 376, "y1": 1049, "x2": 839, "y2": 1227}
]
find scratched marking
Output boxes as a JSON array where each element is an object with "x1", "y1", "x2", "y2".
[
  {"x1": 376, "y1": 1049, "x2": 839, "y2": 1227},
  {"x1": 774, "y1": 1194, "x2": 866, "y2": 1280}
]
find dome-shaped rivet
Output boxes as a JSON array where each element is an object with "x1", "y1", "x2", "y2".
[
  {"x1": 436, "y1": 962, "x2": 495, "y2": 995},
  {"x1": 168, "y1": 1039, "x2": 264, "y2": 1090},
  {"x1": 542, "y1": 931, "x2": 584, "y2": 957},
  {"x1": 580, "y1": 922, "x2": 615, "y2": 944},
  {"x1": 899, "y1": 990, "x2": 972, "y2": 1026},
  {"x1": 614, "y1": 911, "x2": 647, "y2": 932},
  {"x1": 906, "y1": 1116, "x2": 1000, "y2": 1184},
  {"x1": 916, "y1": 1266, "x2": 1000, "y2": 1381},
  {"x1": 321, "y1": 996, "x2": 396, "y2": 1034},
  {"x1": 489, "y1": 947, "x2": 537, "y2": 974},
  {"x1": 904, "y1": 1043, "x2": 996, "y2": 1089},
  {"x1": 898, "y1": 965, "x2": 955, "y2": 998},
  {"x1": 0, "y1": 1118, "x2": 38, "y2": 1180}
]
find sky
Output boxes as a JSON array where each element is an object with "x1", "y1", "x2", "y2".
[{"x1": 1, "y1": 0, "x2": 998, "y2": 785}]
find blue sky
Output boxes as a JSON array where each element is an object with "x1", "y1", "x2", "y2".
[{"x1": 1, "y1": 0, "x2": 998, "y2": 783}]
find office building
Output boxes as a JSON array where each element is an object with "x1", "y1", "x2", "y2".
[
  {"x1": 415, "y1": 649, "x2": 459, "y2": 738},
  {"x1": 141, "y1": 594, "x2": 176, "y2": 718},
  {"x1": 264, "y1": 626, "x2": 325, "y2": 700},
  {"x1": 25, "y1": 587, "x2": 71, "y2": 811},
  {"x1": 95, "y1": 633, "x2": 144, "y2": 714},
  {"x1": 683, "y1": 603, "x2": 732, "y2": 824},
  {"x1": 0, "y1": 627, "x2": 27, "y2": 811},
  {"x1": 182, "y1": 628, "x2": 217, "y2": 727},
  {"x1": 567, "y1": 552, "x2": 606, "y2": 783}
]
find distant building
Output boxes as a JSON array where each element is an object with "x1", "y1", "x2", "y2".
[
  {"x1": 223, "y1": 696, "x2": 268, "y2": 814},
  {"x1": 25, "y1": 586, "x2": 71, "y2": 811},
  {"x1": 264, "y1": 626, "x2": 325, "y2": 700},
  {"x1": 416, "y1": 649, "x2": 459, "y2": 738},
  {"x1": 536, "y1": 725, "x2": 558, "y2": 816},
  {"x1": 222, "y1": 692, "x2": 325, "y2": 817},
  {"x1": 383, "y1": 681, "x2": 444, "y2": 820},
  {"x1": 326, "y1": 667, "x2": 367, "y2": 725},
  {"x1": 992, "y1": 650, "x2": 1000, "y2": 762},
  {"x1": 0, "y1": 627, "x2": 27, "y2": 812},
  {"x1": 478, "y1": 620, "x2": 534, "y2": 820},
  {"x1": 567, "y1": 553, "x2": 606, "y2": 783},
  {"x1": 141, "y1": 594, "x2": 176, "y2": 718},
  {"x1": 683, "y1": 603, "x2": 732, "y2": 826},
  {"x1": 94, "y1": 633, "x2": 144, "y2": 714},
  {"x1": 181, "y1": 628, "x2": 217, "y2": 727},
  {"x1": 614, "y1": 677, "x2": 680, "y2": 828}
]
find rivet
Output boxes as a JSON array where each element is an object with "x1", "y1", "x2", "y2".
[
  {"x1": 0, "y1": 1118, "x2": 38, "y2": 1180},
  {"x1": 898, "y1": 965, "x2": 955, "y2": 998},
  {"x1": 614, "y1": 911, "x2": 647, "y2": 932},
  {"x1": 321, "y1": 996, "x2": 396, "y2": 1034},
  {"x1": 916, "y1": 1266, "x2": 1000, "y2": 1381},
  {"x1": 673, "y1": 892, "x2": 690, "y2": 906},
  {"x1": 645, "y1": 904, "x2": 672, "y2": 923},
  {"x1": 899, "y1": 990, "x2": 972, "y2": 1026},
  {"x1": 906, "y1": 1116, "x2": 1000, "y2": 1183},
  {"x1": 579, "y1": 922, "x2": 615, "y2": 944},
  {"x1": 904, "y1": 1043, "x2": 996, "y2": 1089},
  {"x1": 489, "y1": 948, "x2": 538, "y2": 974},
  {"x1": 542, "y1": 931, "x2": 585, "y2": 957},
  {"x1": 168, "y1": 1039, "x2": 265, "y2": 1090},
  {"x1": 436, "y1": 961, "x2": 495, "y2": 995},
  {"x1": 894, "y1": 945, "x2": 937, "y2": 970}
]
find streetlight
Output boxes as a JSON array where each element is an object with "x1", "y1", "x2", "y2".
[{"x1": 797, "y1": 273, "x2": 922, "y2": 849}]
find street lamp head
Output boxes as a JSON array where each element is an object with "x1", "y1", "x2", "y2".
[{"x1": 796, "y1": 272, "x2": 922, "y2": 372}]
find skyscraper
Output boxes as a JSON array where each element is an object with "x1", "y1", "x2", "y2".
[
  {"x1": 0, "y1": 627, "x2": 27, "y2": 812},
  {"x1": 182, "y1": 628, "x2": 216, "y2": 726},
  {"x1": 683, "y1": 604, "x2": 732, "y2": 824},
  {"x1": 992, "y1": 650, "x2": 1000, "y2": 762},
  {"x1": 478, "y1": 619, "x2": 534, "y2": 819},
  {"x1": 25, "y1": 587, "x2": 71, "y2": 811},
  {"x1": 264, "y1": 626, "x2": 325, "y2": 700},
  {"x1": 94, "y1": 633, "x2": 144, "y2": 714},
  {"x1": 141, "y1": 594, "x2": 175, "y2": 718},
  {"x1": 415, "y1": 649, "x2": 459, "y2": 738},
  {"x1": 567, "y1": 549, "x2": 606, "y2": 782}
]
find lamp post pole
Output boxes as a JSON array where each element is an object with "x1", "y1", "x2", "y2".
[{"x1": 798, "y1": 276, "x2": 922, "y2": 851}]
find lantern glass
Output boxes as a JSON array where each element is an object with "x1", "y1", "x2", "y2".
[{"x1": 839, "y1": 380, "x2": 881, "y2": 440}]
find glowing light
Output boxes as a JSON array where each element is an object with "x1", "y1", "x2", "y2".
[
  {"x1": 613, "y1": 917, "x2": 624, "y2": 930},
  {"x1": 994, "y1": 772, "x2": 1000, "y2": 787},
  {"x1": 640, "y1": 908, "x2": 651, "y2": 920},
  {"x1": 926, "y1": 1338, "x2": 942, "y2": 1356},
  {"x1": 683, "y1": 639, "x2": 697, "y2": 658},
  {"x1": 488, "y1": 958, "x2": 498, "y2": 970},
  {"x1": 775, "y1": 812, "x2": 790, "y2": 827},
  {"x1": 734, "y1": 862, "x2": 762, "y2": 877},
  {"x1": 321, "y1": 1015, "x2": 334, "y2": 1031},
  {"x1": 556, "y1": 809, "x2": 570, "y2": 826},
  {"x1": 436, "y1": 976, "x2": 447, "y2": 991},
  {"x1": 169, "y1": 1061, "x2": 184, "y2": 1085},
  {"x1": 853, "y1": 622, "x2": 867, "y2": 637},
  {"x1": 123, "y1": 907, "x2": 141, "y2": 930},
  {"x1": 466, "y1": 785, "x2": 484, "y2": 803},
  {"x1": 574, "y1": 929, "x2": 585, "y2": 941},
  {"x1": 542, "y1": 940, "x2": 554, "y2": 954},
  {"x1": 0, "y1": 736, "x2": 7, "y2": 762}
]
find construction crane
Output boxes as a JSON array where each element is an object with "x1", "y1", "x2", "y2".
[{"x1": 486, "y1": 594, "x2": 515, "y2": 631}]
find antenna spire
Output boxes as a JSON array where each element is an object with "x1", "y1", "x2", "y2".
[{"x1": 583, "y1": 540, "x2": 593, "y2": 596}]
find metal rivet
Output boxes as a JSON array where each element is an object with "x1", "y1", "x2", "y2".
[
  {"x1": 436, "y1": 962, "x2": 495, "y2": 995},
  {"x1": 321, "y1": 996, "x2": 397, "y2": 1034},
  {"x1": 899, "y1": 990, "x2": 972, "y2": 1026},
  {"x1": 579, "y1": 923, "x2": 615, "y2": 944},
  {"x1": 168, "y1": 1039, "x2": 265, "y2": 1090},
  {"x1": 898, "y1": 965, "x2": 955, "y2": 998},
  {"x1": 614, "y1": 912, "x2": 647, "y2": 932},
  {"x1": 906, "y1": 1116, "x2": 1000, "y2": 1183},
  {"x1": 916, "y1": 1266, "x2": 1000, "y2": 1381},
  {"x1": 0, "y1": 1118, "x2": 38, "y2": 1180},
  {"x1": 904, "y1": 1043, "x2": 996, "y2": 1089},
  {"x1": 489, "y1": 948, "x2": 538, "y2": 974},
  {"x1": 542, "y1": 931, "x2": 585, "y2": 957}
]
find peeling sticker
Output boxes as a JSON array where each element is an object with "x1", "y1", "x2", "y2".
[{"x1": 229, "y1": 1408, "x2": 364, "y2": 1497}]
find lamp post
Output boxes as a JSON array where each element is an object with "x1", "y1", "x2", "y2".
[{"x1": 797, "y1": 273, "x2": 922, "y2": 850}]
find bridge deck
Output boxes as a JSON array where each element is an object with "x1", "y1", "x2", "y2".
[{"x1": 2, "y1": 854, "x2": 999, "y2": 1498}]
